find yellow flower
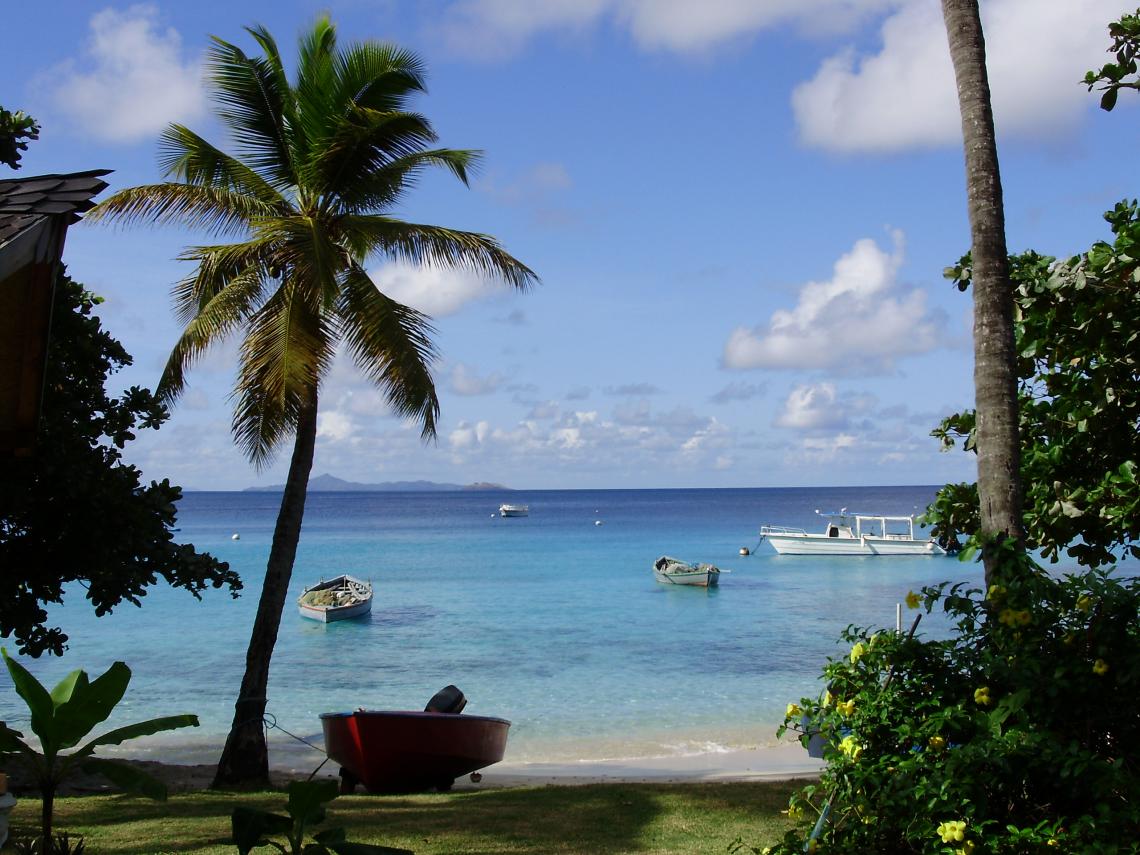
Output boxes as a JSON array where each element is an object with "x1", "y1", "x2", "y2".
[
  {"x1": 1076, "y1": 594, "x2": 1093, "y2": 612},
  {"x1": 986, "y1": 584, "x2": 1006, "y2": 601},
  {"x1": 786, "y1": 803, "x2": 804, "y2": 821},
  {"x1": 822, "y1": 690, "x2": 832, "y2": 708},
  {"x1": 1016, "y1": 609, "x2": 1031, "y2": 627},
  {"x1": 905, "y1": 590, "x2": 921, "y2": 609},
  {"x1": 998, "y1": 607, "x2": 1017, "y2": 627},
  {"x1": 786, "y1": 702, "x2": 802, "y2": 718},
  {"x1": 839, "y1": 699, "x2": 856, "y2": 717},
  {"x1": 1094, "y1": 658, "x2": 1110, "y2": 676},
  {"x1": 929, "y1": 735, "x2": 946, "y2": 751},
  {"x1": 850, "y1": 642, "x2": 867, "y2": 664},
  {"x1": 838, "y1": 735, "x2": 863, "y2": 759},
  {"x1": 957, "y1": 842, "x2": 977, "y2": 855},
  {"x1": 974, "y1": 687, "x2": 992, "y2": 706},
  {"x1": 936, "y1": 820, "x2": 967, "y2": 843}
]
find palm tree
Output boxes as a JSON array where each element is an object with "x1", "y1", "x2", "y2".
[
  {"x1": 940, "y1": 0, "x2": 1025, "y2": 587},
  {"x1": 89, "y1": 18, "x2": 536, "y2": 787}
]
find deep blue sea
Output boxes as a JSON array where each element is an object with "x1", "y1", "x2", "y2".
[{"x1": 3, "y1": 486, "x2": 983, "y2": 769}]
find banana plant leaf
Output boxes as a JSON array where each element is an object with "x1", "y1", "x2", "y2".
[
  {"x1": 73, "y1": 715, "x2": 199, "y2": 759},
  {"x1": 51, "y1": 662, "x2": 132, "y2": 751},
  {"x1": 2, "y1": 649, "x2": 58, "y2": 751}
]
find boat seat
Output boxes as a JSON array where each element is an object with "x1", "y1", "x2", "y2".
[{"x1": 425, "y1": 685, "x2": 467, "y2": 714}]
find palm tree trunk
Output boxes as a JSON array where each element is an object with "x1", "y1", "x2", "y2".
[
  {"x1": 941, "y1": 0, "x2": 1025, "y2": 587},
  {"x1": 212, "y1": 392, "x2": 319, "y2": 788}
]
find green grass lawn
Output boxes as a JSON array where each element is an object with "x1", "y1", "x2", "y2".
[{"x1": 6, "y1": 781, "x2": 802, "y2": 855}]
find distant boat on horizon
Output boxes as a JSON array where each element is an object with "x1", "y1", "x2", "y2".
[{"x1": 499, "y1": 503, "x2": 529, "y2": 517}]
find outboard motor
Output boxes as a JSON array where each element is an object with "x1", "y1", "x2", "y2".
[{"x1": 424, "y1": 684, "x2": 467, "y2": 714}]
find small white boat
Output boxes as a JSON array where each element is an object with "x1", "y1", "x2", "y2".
[
  {"x1": 760, "y1": 511, "x2": 946, "y2": 556},
  {"x1": 653, "y1": 556, "x2": 721, "y2": 587},
  {"x1": 298, "y1": 575, "x2": 373, "y2": 622},
  {"x1": 499, "y1": 504, "x2": 529, "y2": 517}
]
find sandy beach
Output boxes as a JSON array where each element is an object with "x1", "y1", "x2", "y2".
[{"x1": 8, "y1": 743, "x2": 823, "y2": 796}]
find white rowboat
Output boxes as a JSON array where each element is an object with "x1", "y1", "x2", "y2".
[
  {"x1": 298, "y1": 575, "x2": 373, "y2": 622},
  {"x1": 653, "y1": 556, "x2": 721, "y2": 587},
  {"x1": 499, "y1": 504, "x2": 529, "y2": 517}
]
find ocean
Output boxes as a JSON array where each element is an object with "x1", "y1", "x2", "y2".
[{"x1": 2, "y1": 485, "x2": 980, "y2": 770}]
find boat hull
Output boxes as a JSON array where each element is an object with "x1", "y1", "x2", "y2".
[
  {"x1": 298, "y1": 599, "x2": 372, "y2": 622},
  {"x1": 766, "y1": 535, "x2": 945, "y2": 556},
  {"x1": 320, "y1": 710, "x2": 510, "y2": 793},
  {"x1": 499, "y1": 504, "x2": 528, "y2": 517},
  {"x1": 653, "y1": 568, "x2": 720, "y2": 587}
]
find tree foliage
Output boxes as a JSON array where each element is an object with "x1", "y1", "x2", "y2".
[
  {"x1": 1085, "y1": 7, "x2": 1140, "y2": 111},
  {"x1": 0, "y1": 105, "x2": 39, "y2": 169},
  {"x1": 927, "y1": 202, "x2": 1140, "y2": 567},
  {"x1": 756, "y1": 552, "x2": 1140, "y2": 854},
  {"x1": 0, "y1": 271, "x2": 240, "y2": 657}
]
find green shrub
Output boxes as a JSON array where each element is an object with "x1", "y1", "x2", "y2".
[{"x1": 759, "y1": 553, "x2": 1140, "y2": 854}]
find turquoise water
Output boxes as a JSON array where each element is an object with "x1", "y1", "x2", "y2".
[{"x1": 2, "y1": 486, "x2": 979, "y2": 768}]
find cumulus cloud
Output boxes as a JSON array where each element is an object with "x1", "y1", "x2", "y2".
[
  {"x1": 438, "y1": 0, "x2": 897, "y2": 57},
  {"x1": 792, "y1": 0, "x2": 1126, "y2": 152},
  {"x1": 722, "y1": 231, "x2": 946, "y2": 373},
  {"x1": 450, "y1": 363, "x2": 505, "y2": 396},
  {"x1": 47, "y1": 5, "x2": 205, "y2": 143},
  {"x1": 566, "y1": 386, "x2": 591, "y2": 401},
  {"x1": 369, "y1": 260, "x2": 509, "y2": 316},
  {"x1": 775, "y1": 383, "x2": 846, "y2": 430}
]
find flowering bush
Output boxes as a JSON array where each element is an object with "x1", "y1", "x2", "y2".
[{"x1": 754, "y1": 552, "x2": 1140, "y2": 854}]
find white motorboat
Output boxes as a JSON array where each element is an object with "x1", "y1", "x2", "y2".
[
  {"x1": 298, "y1": 575, "x2": 373, "y2": 622},
  {"x1": 653, "y1": 556, "x2": 721, "y2": 587},
  {"x1": 759, "y1": 511, "x2": 946, "y2": 556},
  {"x1": 499, "y1": 504, "x2": 529, "y2": 517}
]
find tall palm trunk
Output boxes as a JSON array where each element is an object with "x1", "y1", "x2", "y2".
[
  {"x1": 212, "y1": 393, "x2": 319, "y2": 788},
  {"x1": 941, "y1": 0, "x2": 1025, "y2": 587}
]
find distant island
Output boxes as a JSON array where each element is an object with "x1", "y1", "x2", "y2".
[{"x1": 243, "y1": 473, "x2": 510, "y2": 492}]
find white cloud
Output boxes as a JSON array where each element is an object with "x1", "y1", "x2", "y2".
[
  {"x1": 792, "y1": 0, "x2": 1127, "y2": 152},
  {"x1": 317, "y1": 410, "x2": 354, "y2": 443},
  {"x1": 775, "y1": 383, "x2": 846, "y2": 430},
  {"x1": 438, "y1": 0, "x2": 899, "y2": 56},
  {"x1": 723, "y1": 231, "x2": 946, "y2": 372},
  {"x1": 369, "y1": 260, "x2": 509, "y2": 316},
  {"x1": 450, "y1": 363, "x2": 505, "y2": 396},
  {"x1": 47, "y1": 5, "x2": 205, "y2": 143}
]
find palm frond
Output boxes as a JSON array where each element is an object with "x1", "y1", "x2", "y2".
[
  {"x1": 292, "y1": 16, "x2": 339, "y2": 167},
  {"x1": 333, "y1": 148, "x2": 478, "y2": 214},
  {"x1": 158, "y1": 124, "x2": 285, "y2": 205},
  {"x1": 207, "y1": 34, "x2": 296, "y2": 187},
  {"x1": 337, "y1": 263, "x2": 439, "y2": 438},
  {"x1": 158, "y1": 266, "x2": 268, "y2": 405},
  {"x1": 232, "y1": 279, "x2": 335, "y2": 466},
  {"x1": 341, "y1": 216, "x2": 538, "y2": 291},
  {"x1": 172, "y1": 237, "x2": 277, "y2": 324},
  {"x1": 332, "y1": 41, "x2": 426, "y2": 113},
  {"x1": 86, "y1": 184, "x2": 277, "y2": 237},
  {"x1": 306, "y1": 110, "x2": 448, "y2": 203}
]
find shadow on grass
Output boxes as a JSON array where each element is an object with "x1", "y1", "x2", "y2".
[{"x1": 15, "y1": 781, "x2": 800, "y2": 855}]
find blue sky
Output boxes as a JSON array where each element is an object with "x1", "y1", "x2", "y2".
[{"x1": 4, "y1": 0, "x2": 1137, "y2": 490}]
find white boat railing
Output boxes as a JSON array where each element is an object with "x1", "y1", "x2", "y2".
[{"x1": 760, "y1": 525, "x2": 807, "y2": 536}]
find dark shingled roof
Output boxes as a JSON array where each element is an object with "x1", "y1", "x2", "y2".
[{"x1": 0, "y1": 169, "x2": 112, "y2": 247}]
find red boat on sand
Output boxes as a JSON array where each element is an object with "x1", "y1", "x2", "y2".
[{"x1": 321, "y1": 687, "x2": 510, "y2": 793}]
